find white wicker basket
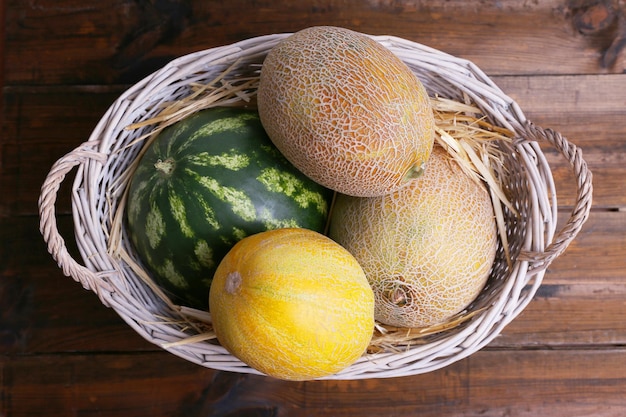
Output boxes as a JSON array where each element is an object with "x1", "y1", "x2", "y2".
[{"x1": 38, "y1": 32, "x2": 593, "y2": 379}]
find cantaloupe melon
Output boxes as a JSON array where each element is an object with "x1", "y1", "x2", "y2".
[
  {"x1": 257, "y1": 26, "x2": 435, "y2": 197},
  {"x1": 329, "y1": 146, "x2": 498, "y2": 328}
]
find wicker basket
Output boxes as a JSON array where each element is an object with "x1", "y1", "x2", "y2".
[{"x1": 38, "y1": 32, "x2": 592, "y2": 380}]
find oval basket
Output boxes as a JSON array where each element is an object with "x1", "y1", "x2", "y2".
[{"x1": 38, "y1": 32, "x2": 593, "y2": 380}]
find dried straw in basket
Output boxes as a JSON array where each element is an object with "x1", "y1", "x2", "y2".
[{"x1": 38, "y1": 33, "x2": 593, "y2": 379}]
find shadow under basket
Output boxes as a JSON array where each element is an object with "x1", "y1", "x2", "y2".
[{"x1": 38, "y1": 33, "x2": 593, "y2": 380}]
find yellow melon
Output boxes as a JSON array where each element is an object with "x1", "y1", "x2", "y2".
[
  {"x1": 257, "y1": 26, "x2": 435, "y2": 197},
  {"x1": 209, "y1": 228, "x2": 375, "y2": 380},
  {"x1": 329, "y1": 146, "x2": 498, "y2": 328}
]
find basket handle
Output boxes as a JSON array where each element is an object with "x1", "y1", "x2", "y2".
[
  {"x1": 521, "y1": 121, "x2": 593, "y2": 270},
  {"x1": 38, "y1": 140, "x2": 115, "y2": 303}
]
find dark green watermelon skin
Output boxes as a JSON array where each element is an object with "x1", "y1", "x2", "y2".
[{"x1": 126, "y1": 107, "x2": 333, "y2": 310}]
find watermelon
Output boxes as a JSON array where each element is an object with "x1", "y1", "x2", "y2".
[{"x1": 126, "y1": 107, "x2": 334, "y2": 310}]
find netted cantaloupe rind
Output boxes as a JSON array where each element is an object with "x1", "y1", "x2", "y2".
[
  {"x1": 257, "y1": 26, "x2": 436, "y2": 198},
  {"x1": 329, "y1": 145, "x2": 500, "y2": 328}
]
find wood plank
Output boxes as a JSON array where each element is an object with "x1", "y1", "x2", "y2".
[
  {"x1": 3, "y1": 74, "x2": 623, "y2": 216},
  {"x1": 304, "y1": 350, "x2": 626, "y2": 416},
  {"x1": 495, "y1": 75, "x2": 626, "y2": 123},
  {"x1": 3, "y1": 349, "x2": 626, "y2": 416},
  {"x1": 0, "y1": 215, "x2": 156, "y2": 354},
  {"x1": 545, "y1": 210, "x2": 625, "y2": 283},
  {"x1": 1, "y1": 211, "x2": 622, "y2": 354},
  {"x1": 495, "y1": 281, "x2": 626, "y2": 347},
  {"x1": 0, "y1": 88, "x2": 122, "y2": 215},
  {"x1": 4, "y1": 0, "x2": 623, "y2": 87},
  {"x1": 494, "y1": 74, "x2": 626, "y2": 209},
  {"x1": 1, "y1": 86, "x2": 123, "y2": 146},
  {"x1": 0, "y1": 353, "x2": 305, "y2": 417},
  {"x1": 463, "y1": 349, "x2": 626, "y2": 417},
  {"x1": 492, "y1": 210, "x2": 626, "y2": 346}
]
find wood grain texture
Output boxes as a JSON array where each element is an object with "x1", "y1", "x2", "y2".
[
  {"x1": 0, "y1": 216, "x2": 155, "y2": 355},
  {"x1": 495, "y1": 74, "x2": 626, "y2": 209},
  {"x1": 3, "y1": 350, "x2": 626, "y2": 416},
  {"x1": 3, "y1": 75, "x2": 623, "y2": 216},
  {"x1": 2, "y1": 0, "x2": 625, "y2": 415},
  {"x1": 4, "y1": 0, "x2": 624, "y2": 86},
  {"x1": 3, "y1": 211, "x2": 623, "y2": 356}
]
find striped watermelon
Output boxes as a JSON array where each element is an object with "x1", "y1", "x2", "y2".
[{"x1": 126, "y1": 107, "x2": 334, "y2": 310}]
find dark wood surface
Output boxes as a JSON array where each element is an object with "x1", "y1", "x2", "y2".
[{"x1": 2, "y1": 1, "x2": 625, "y2": 416}]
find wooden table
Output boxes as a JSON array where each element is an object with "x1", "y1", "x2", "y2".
[{"x1": 2, "y1": 1, "x2": 625, "y2": 415}]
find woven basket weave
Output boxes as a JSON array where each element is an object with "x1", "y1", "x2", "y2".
[{"x1": 38, "y1": 33, "x2": 593, "y2": 379}]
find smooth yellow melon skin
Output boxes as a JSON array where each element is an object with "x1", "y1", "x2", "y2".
[
  {"x1": 209, "y1": 228, "x2": 375, "y2": 381},
  {"x1": 257, "y1": 26, "x2": 435, "y2": 197},
  {"x1": 329, "y1": 146, "x2": 498, "y2": 328}
]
